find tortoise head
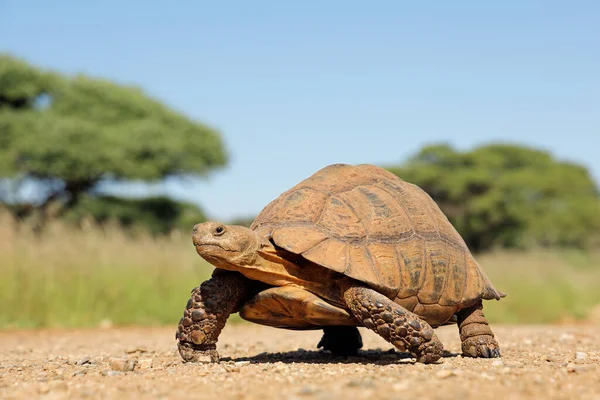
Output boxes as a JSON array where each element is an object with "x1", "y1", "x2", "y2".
[{"x1": 192, "y1": 221, "x2": 265, "y2": 268}]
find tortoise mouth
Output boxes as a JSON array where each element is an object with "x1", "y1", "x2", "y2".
[
  {"x1": 194, "y1": 242, "x2": 222, "y2": 250},
  {"x1": 194, "y1": 243, "x2": 238, "y2": 253}
]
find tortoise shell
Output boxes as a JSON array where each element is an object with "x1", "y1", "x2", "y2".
[{"x1": 250, "y1": 163, "x2": 503, "y2": 325}]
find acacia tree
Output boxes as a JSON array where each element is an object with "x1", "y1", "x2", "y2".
[
  {"x1": 386, "y1": 143, "x2": 600, "y2": 251},
  {"x1": 0, "y1": 54, "x2": 228, "y2": 228}
]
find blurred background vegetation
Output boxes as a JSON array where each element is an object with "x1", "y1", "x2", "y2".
[{"x1": 1, "y1": 54, "x2": 599, "y2": 329}]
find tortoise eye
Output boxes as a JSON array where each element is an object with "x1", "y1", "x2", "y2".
[{"x1": 214, "y1": 226, "x2": 225, "y2": 235}]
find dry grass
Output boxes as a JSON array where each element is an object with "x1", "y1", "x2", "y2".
[
  {"x1": 0, "y1": 214, "x2": 213, "y2": 329},
  {"x1": 1, "y1": 212, "x2": 599, "y2": 329}
]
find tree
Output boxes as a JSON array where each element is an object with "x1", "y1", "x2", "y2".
[
  {"x1": 62, "y1": 195, "x2": 207, "y2": 235},
  {"x1": 386, "y1": 143, "x2": 600, "y2": 251},
  {"x1": 0, "y1": 54, "x2": 228, "y2": 229}
]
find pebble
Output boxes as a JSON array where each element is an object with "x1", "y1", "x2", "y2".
[
  {"x1": 234, "y1": 361, "x2": 251, "y2": 367},
  {"x1": 436, "y1": 369, "x2": 457, "y2": 378},
  {"x1": 491, "y1": 360, "x2": 504, "y2": 367},
  {"x1": 126, "y1": 347, "x2": 149, "y2": 354},
  {"x1": 138, "y1": 358, "x2": 153, "y2": 370},
  {"x1": 575, "y1": 352, "x2": 587, "y2": 360},
  {"x1": 108, "y1": 357, "x2": 137, "y2": 372},
  {"x1": 76, "y1": 356, "x2": 92, "y2": 366},
  {"x1": 101, "y1": 370, "x2": 124, "y2": 377},
  {"x1": 565, "y1": 363, "x2": 593, "y2": 373}
]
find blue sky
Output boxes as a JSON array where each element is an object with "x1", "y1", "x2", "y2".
[{"x1": 2, "y1": 1, "x2": 599, "y2": 221}]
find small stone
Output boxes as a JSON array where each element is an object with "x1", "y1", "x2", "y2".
[
  {"x1": 436, "y1": 369, "x2": 456, "y2": 378},
  {"x1": 52, "y1": 368, "x2": 65, "y2": 379},
  {"x1": 102, "y1": 370, "x2": 124, "y2": 377},
  {"x1": 192, "y1": 354, "x2": 214, "y2": 363},
  {"x1": 76, "y1": 356, "x2": 91, "y2": 366},
  {"x1": 522, "y1": 339, "x2": 532, "y2": 345},
  {"x1": 92, "y1": 356, "x2": 104, "y2": 364},
  {"x1": 565, "y1": 363, "x2": 589, "y2": 373},
  {"x1": 491, "y1": 360, "x2": 504, "y2": 367},
  {"x1": 546, "y1": 354, "x2": 556, "y2": 362},
  {"x1": 234, "y1": 361, "x2": 250, "y2": 367},
  {"x1": 223, "y1": 364, "x2": 241, "y2": 373},
  {"x1": 137, "y1": 358, "x2": 153, "y2": 370},
  {"x1": 109, "y1": 357, "x2": 137, "y2": 372},
  {"x1": 125, "y1": 347, "x2": 148, "y2": 354},
  {"x1": 575, "y1": 351, "x2": 587, "y2": 360}
]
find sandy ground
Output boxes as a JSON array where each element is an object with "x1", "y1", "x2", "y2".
[{"x1": 0, "y1": 323, "x2": 599, "y2": 400}]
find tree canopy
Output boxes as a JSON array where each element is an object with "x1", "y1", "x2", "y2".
[
  {"x1": 386, "y1": 143, "x2": 600, "y2": 251},
  {"x1": 0, "y1": 53, "x2": 227, "y2": 226}
]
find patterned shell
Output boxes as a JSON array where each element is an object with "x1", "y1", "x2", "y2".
[{"x1": 250, "y1": 164, "x2": 503, "y2": 318}]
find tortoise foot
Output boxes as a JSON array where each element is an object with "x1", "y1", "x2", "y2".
[
  {"x1": 461, "y1": 335, "x2": 501, "y2": 358},
  {"x1": 415, "y1": 336, "x2": 444, "y2": 364},
  {"x1": 177, "y1": 342, "x2": 220, "y2": 363},
  {"x1": 456, "y1": 300, "x2": 501, "y2": 359},
  {"x1": 317, "y1": 326, "x2": 363, "y2": 356}
]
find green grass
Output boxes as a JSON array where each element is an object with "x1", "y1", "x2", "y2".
[
  {"x1": 1, "y1": 213, "x2": 599, "y2": 329},
  {"x1": 476, "y1": 249, "x2": 600, "y2": 324}
]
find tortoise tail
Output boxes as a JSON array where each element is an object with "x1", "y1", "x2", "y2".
[
  {"x1": 479, "y1": 269, "x2": 506, "y2": 301},
  {"x1": 465, "y1": 256, "x2": 507, "y2": 302}
]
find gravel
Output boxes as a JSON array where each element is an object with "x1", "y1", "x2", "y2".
[{"x1": 0, "y1": 324, "x2": 599, "y2": 399}]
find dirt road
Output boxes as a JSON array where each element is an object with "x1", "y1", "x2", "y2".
[{"x1": 1, "y1": 323, "x2": 599, "y2": 399}]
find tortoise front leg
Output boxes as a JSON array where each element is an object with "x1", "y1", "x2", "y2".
[
  {"x1": 343, "y1": 286, "x2": 444, "y2": 364},
  {"x1": 176, "y1": 270, "x2": 252, "y2": 363}
]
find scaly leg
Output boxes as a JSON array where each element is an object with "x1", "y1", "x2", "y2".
[
  {"x1": 456, "y1": 300, "x2": 501, "y2": 358},
  {"x1": 343, "y1": 286, "x2": 444, "y2": 364},
  {"x1": 317, "y1": 326, "x2": 363, "y2": 356},
  {"x1": 176, "y1": 270, "x2": 252, "y2": 363}
]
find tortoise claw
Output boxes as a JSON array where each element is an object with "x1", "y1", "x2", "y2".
[
  {"x1": 178, "y1": 342, "x2": 220, "y2": 363},
  {"x1": 461, "y1": 336, "x2": 501, "y2": 358}
]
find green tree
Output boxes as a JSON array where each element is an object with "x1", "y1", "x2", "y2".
[
  {"x1": 0, "y1": 54, "x2": 227, "y2": 228},
  {"x1": 386, "y1": 143, "x2": 600, "y2": 251},
  {"x1": 62, "y1": 195, "x2": 207, "y2": 235}
]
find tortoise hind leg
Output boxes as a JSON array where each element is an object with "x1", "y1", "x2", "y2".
[
  {"x1": 343, "y1": 285, "x2": 444, "y2": 364},
  {"x1": 456, "y1": 300, "x2": 501, "y2": 358},
  {"x1": 317, "y1": 326, "x2": 363, "y2": 356}
]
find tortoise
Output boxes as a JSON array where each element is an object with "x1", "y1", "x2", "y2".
[{"x1": 176, "y1": 163, "x2": 505, "y2": 364}]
